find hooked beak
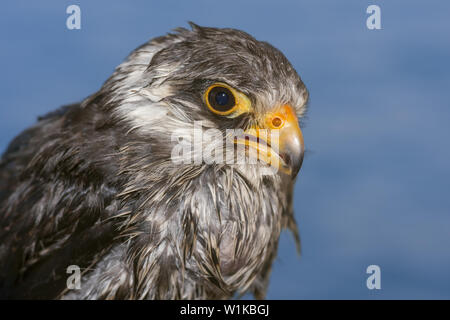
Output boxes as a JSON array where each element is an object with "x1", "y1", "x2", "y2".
[{"x1": 234, "y1": 105, "x2": 304, "y2": 178}]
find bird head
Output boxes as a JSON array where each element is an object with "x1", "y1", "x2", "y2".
[{"x1": 95, "y1": 23, "x2": 308, "y2": 188}]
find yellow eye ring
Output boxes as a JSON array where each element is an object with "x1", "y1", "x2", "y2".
[{"x1": 204, "y1": 83, "x2": 251, "y2": 116}]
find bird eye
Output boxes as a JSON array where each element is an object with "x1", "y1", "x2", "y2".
[{"x1": 205, "y1": 84, "x2": 238, "y2": 115}]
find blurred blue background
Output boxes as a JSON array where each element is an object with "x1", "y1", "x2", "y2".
[{"x1": 1, "y1": 0, "x2": 449, "y2": 299}]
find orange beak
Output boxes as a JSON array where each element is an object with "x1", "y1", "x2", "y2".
[{"x1": 234, "y1": 105, "x2": 304, "y2": 177}]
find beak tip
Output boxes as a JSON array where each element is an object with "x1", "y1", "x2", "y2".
[
  {"x1": 284, "y1": 152, "x2": 303, "y2": 179},
  {"x1": 292, "y1": 155, "x2": 303, "y2": 178}
]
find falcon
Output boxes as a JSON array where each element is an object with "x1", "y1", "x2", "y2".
[{"x1": 0, "y1": 23, "x2": 308, "y2": 299}]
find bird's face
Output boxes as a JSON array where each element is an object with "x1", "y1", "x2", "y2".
[
  {"x1": 197, "y1": 81, "x2": 304, "y2": 177},
  {"x1": 107, "y1": 24, "x2": 308, "y2": 183}
]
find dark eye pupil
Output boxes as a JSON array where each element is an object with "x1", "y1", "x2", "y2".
[
  {"x1": 207, "y1": 86, "x2": 236, "y2": 113},
  {"x1": 215, "y1": 91, "x2": 229, "y2": 106}
]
